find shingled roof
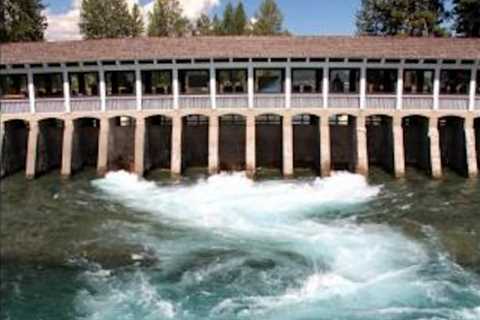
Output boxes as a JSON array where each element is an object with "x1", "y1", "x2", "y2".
[{"x1": 1, "y1": 36, "x2": 479, "y2": 65}]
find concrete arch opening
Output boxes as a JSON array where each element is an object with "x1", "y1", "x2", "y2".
[
  {"x1": 475, "y1": 118, "x2": 480, "y2": 170},
  {"x1": 255, "y1": 114, "x2": 283, "y2": 173},
  {"x1": 439, "y1": 116, "x2": 467, "y2": 177},
  {"x1": 37, "y1": 118, "x2": 64, "y2": 176},
  {"x1": 108, "y1": 116, "x2": 135, "y2": 172},
  {"x1": 402, "y1": 116, "x2": 430, "y2": 174},
  {"x1": 182, "y1": 115, "x2": 209, "y2": 172},
  {"x1": 330, "y1": 114, "x2": 357, "y2": 172},
  {"x1": 71, "y1": 118, "x2": 99, "y2": 174},
  {"x1": 219, "y1": 114, "x2": 246, "y2": 171},
  {"x1": 145, "y1": 115, "x2": 172, "y2": 174},
  {"x1": 293, "y1": 114, "x2": 320, "y2": 174},
  {"x1": 1, "y1": 120, "x2": 28, "y2": 178},
  {"x1": 366, "y1": 115, "x2": 394, "y2": 174}
]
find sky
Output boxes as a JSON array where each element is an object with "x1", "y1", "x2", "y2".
[{"x1": 43, "y1": 0, "x2": 361, "y2": 41}]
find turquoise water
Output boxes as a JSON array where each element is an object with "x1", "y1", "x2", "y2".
[{"x1": 1, "y1": 169, "x2": 480, "y2": 319}]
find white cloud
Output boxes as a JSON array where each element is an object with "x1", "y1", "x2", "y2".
[{"x1": 45, "y1": 0, "x2": 220, "y2": 41}]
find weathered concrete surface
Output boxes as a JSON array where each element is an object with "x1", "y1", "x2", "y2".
[
  {"x1": 256, "y1": 115, "x2": 283, "y2": 170},
  {"x1": 182, "y1": 116, "x2": 208, "y2": 170},
  {"x1": 219, "y1": 116, "x2": 246, "y2": 171},
  {"x1": 108, "y1": 117, "x2": 135, "y2": 172},
  {"x1": 293, "y1": 115, "x2": 320, "y2": 174},
  {"x1": 144, "y1": 116, "x2": 172, "y2": 173},
  {"x1": 134, "y1": 117, "x2": 146, "y2": 176},
  {"x1": 246, "y1": 114, "x2": 256, "y2": 177},
  {"x1": 393, "y1": 116, "x2": 405, "y2": 178},
  {"x1": 61, "y1": 119, "x2": 74, "y2": 177},
  {"x1": 320, "y1": 116, "x2": 331, "y2": 177},
  {"x1": 208, "y1": 115, "x2": 219, "y2": 174},
  {"x1": 282, "y1": 114, "x2": 294, "y2": 177},
  {"x1": 71, "y1": 118, "x2": 99, "y2": 174},
  {"x1": 356, "y1": 116, "x2": 368, "y2": 175},
  {"x1": 1, "y1": 120, "x2": 28, "y2": 178},
  {"x1": 439, "y1": 117, "x2": 468, "y2": 177},
  {"x1": 330, "y1": 115, "x2": 357, "y2": 172},
  {"x1": 475, "y1": 118, "x2": 480, "y2": 171},
  {"x1": 36, "y1": 119, "x2": 64, "y2": 177},
  {"x1": 171, "y1": 115, "x2": 182, "y2": 177},
  {"x1": 366, "y1": 116, "x2": 394, "y2": 174},
  {"x1": 97, "y1": 118, "x2": 110, "y2": 176},
  {"x1": 429, "y1": 118, "x2": 443, "y2": 179},
  {"x1": 403, "y1": 116, "x2": 431, "y2": 174}
]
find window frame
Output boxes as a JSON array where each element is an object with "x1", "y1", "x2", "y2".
[
  {"x1": 69, "y1": 72, "x2": 100, "y2": 97},
  {"x1": 254, "y1": 68, "x2": 285, "y2": 94},
  {"x1": 0, "y1": 74, "x2": 28, "y2": 99},
  {"x1": 141, "y1": 70, "x2": 173, "y2": 96},
  {"x1": 403, "y1": 69, "x2": 434, "y2": 95},
  {"x1": 105, "y1": 70, "x2": 136, "y2": 96},
  {"x1": 291, "y1": 68, "x2": 323, "y2": 94},
  {"x1": 179, "y1": 69, "x2": 210, "y2": 95},
  {"x1": 216, "y1": 68, "x2": 248, "y2": 95},
  {"x1": 440, "y1": 69, "x2": 471, "y2": 95},
  {"x1": 33, "y1": 73, "x2": 64, "y2": 99},
  {"x1": 366, "y1": 68, "x2": 398, "y2": 94},
  {"x1": 329, "y1": 68, "x2": 360, "y2": 94}
]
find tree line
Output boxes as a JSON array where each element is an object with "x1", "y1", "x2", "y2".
[{"x1": 0, "y1": 0, "x2": 479, "y2": 43}]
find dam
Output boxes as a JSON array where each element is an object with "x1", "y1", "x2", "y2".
[{"x1": 1, "y1": 36, "x2": 479, "y2": 180}]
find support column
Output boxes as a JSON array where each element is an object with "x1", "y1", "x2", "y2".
[
  {"x1": 429, "y1": 118, "x2": 442, "y2": 179},
  {"x1": 248, "y1": 64, "x2": 254, "y2": 109},
  {"x1": 396, "y1": 66, "x2": 403, "y2": 110},
  {"x1": 99, "y1": 68, "x2": 106, "y2": 112},
  {"x1": 356, "y1": 115, "x2": 368, "y2": 175},
  {"x1": 465, "y1": 117, "x2": 478, "y2": 178},
  {"x1": 27, "y1": 70, "x2": 35, "y2": 113},
  {"x1": 323, "y1": 65, "x2": 329, "y2": 109},
  {"x1": 61, "y1": 119, "x2": 74, "y2": 177},
  {"x1": 97, "y1": 118, "x2": 110, "y2": 176},
  {"x1": 208, "y1": 115, "x2": 219, "y2": 174},
  {"x1": 173, "y1": 68, "x2": 179, "y2": 110},
  {"x1": 0, "y1": 122, "x2": 5, "y2": 172},
  {"x1": 171, "y1": 115, "x2": 182, "y2": 177},
  {"x1": 134, "y1": 117, "x2": 145, "y2": 176},
  {"x1": 246, "y1": 113, "x2": 256, "y2": 177},
  {"x1": 210, "y1": 64, "x2": 217, "y2": 109},
  {"x1": 433, "y1": 67, "x2": 440, "y2": 110},
  {"x1": 469, "y1": 67, "x2": 477, "y2": 112},
  {"x1": 63, "y1": 69, "x2": 71, "y2": 112},
  {"x1": 360, "y1": 64, "x2": 367, "y2": 109},
  {"x1": 393, "y1": 116, "x2": 405, "y2": 178},
  {"x1": 285, "y1": 64, "x2": 291, "y2": 109},
  {"x1": 320, "y1": 116, "x2": 331, "y2": 177},
  {"x1": 26, "y1": 120, "x2": 39, "y2": 179},
  {"x1": 282, "y1": 114, "x2": 293, "y2": 177},
  {"x1": 135, "y1": 67, "x2": 142, "y2": 111}
]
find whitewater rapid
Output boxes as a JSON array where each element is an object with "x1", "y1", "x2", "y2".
[{"x1": 76, "y1": 171, "x2": 480, "y2": 320}]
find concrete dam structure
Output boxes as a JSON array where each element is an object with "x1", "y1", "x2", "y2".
[{"x1": 0, "y1": 36, "x2": 479, "y2": 179}]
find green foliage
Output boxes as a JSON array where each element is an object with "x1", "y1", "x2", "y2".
[
  {"x1": 253, "y1": 0, "x2": 285, "y2": 35},
  {"x1": 222, "y1": 2, "x2": 235, "y2": 35},
  {"x1": 233, "y1": 2, "x2": 247, "y2": 35},
  {"x1": 195, "y1": 13, "x2": 212, "y2": 36},
  {"x1": 80, "y1": 0, "x2": 143, "y2": 39},
  {"x1": 356, "y1": 0, "x2": 448, "y2": 37},
  {"x1": 0, "y1": 0, "x2": 47, "y2": 43},
  {"x1": 212, "y1": 14, "x2": 223, "y2": 35},
  {"x1": 147, "y1": 0, "x2": 189, "y2": 37},
  {"x1": 452, "y1": 0, "x2": 480, "y2": 37}
]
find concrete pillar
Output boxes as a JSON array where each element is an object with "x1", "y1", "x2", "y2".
[
  {"x1": 469, "y1": 67, "x2": 477, "y2": 112},
  {"x1": 282, "y1": 114, "x2": 294, "y2": 177},
  {"x1": 171, "y1": 115, "x2": 182, "y2": 177},
  {"x1": 26, "y1": 120, "x2": 39, "y2": 179},
  {"x1": 61, "y1": 119, "x2": 74, "y2": 177},
  {"x1": 135, "y1": 67, "x2": 142, "y2": 111},
  {"x1": 99, "y1": 69, "x2": 106, "y2": 112},
  {"x1": 248, "y1": 64, "x2": 254, "y2": 109},
  {"x1": 134, "y1": 117, "x2": 145, "y2": 176},
  {"x1": 63, "y1": 69, "x2": 71, "y2": 112},
  {"x1": 356, "y1": 116, "x2": 369, "y2": 175},
  {"x1": 27, "y1": 70, "x2": 35, "y2": 113},
  {"x1": 285, "y1": 65, "x2": 291, "y2": 109},
  {"x1": 208, "y1": 115, "x2": 219, "y2": 174},
  {"x1": 323, "y1": 65, "x2": 329, "y2": 109},
  {"x1": 465, "y1": 118, "x2": 478, "y2": 178},
  {"x1": 433, "y1": 67, "x2": 440, "y2": 110},
  {"x1": 210, "y1": 64, "x2": 217, "y2": 109},
  {"x1": 97, "y1": 118, "x2": 110, "y2": 176},
  {"x1": 393, "y1": 116, "x2": 405, "y2": 178},
  {"x1": 360, "y1": 64, "x2": 367, "y2": 109},
  {"x1": 246, "y1": 114, "x2": 256, "y2": 177},
  {"x1": 173, "y1": 68, "x2": 179, "y2": 110},
  {"x1": 0, "y1": 122, "x2": 5, "y2": 167},
  {"x1": 320, "y1": 116, "x2": 331, "y2": 177},
  {"x1": 429, "y1": 118, "x2": 442, "y2": 179},
  {"x1": 396, "y1": 66, "x2": 403, "y2": 110}
]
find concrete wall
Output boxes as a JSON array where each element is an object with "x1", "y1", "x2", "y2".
[
  {"x1": 439, "y1": 117, "x2": 468, "y2": 176},
  {"x1": 71, "y1": 118, "x2": 99, "y2": 173},
  {"x1": 108, "y1": 117, "x2": 135, "y2": 171},
  {"x1": 403, "y1": 116, "x2": 431, "y2": 172},
  {"x1": 182, "y1": 117, "x2": 209, "y2": 169},
  {"x1": 256, "y1": 118, "x2": 283, "y2": 169},
  {"x1": 145, "y1": 117, "x2": 172, "y2": 172},
  {"x1": 367, "y1": 116, "x2": 394, "y2": 173},
  {"x1": 36, "y1": 119, "x2": 64, "y2": 176},
  {"x1": 219, "y1": 119, "x2": 246, "y2": 171},
  {"x1": 330, "y1": 116, "x2": 357, "y2": 171},
  {"x1": 1, "y1": 121, "x2": 28, "y2": 178},
  {"x1": 293, "y1": 116, "x2": 320, "y2": 172}
]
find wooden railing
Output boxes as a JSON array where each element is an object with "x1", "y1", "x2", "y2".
[
  {"x1": 291, "y1": 94, "x2": 323, "y2": 108},
  {"x1": 0, "y1": 99, "x2": 30, "y2": 113},
  {"x1": 438, "y1": 96, "x2": 469, "y2": 110},
  {"x1": 71, "y1": 97, "x2": 101, "y2": 112},
  {"x1": 216, "y1": 95, "x2": 249, "y2": 109},
  {"x1": 328, "y1": 94, "x2": 360, "y2": 109},
  {"x1": 254, "y1": 94, "x2": 285, "y2": 108},
  {"x1": 36, "y1": 98, "x2": 65, "y2": 113},
  {"x1": 366, "y1": 95, "x2": 396, "y2": 110},
  {"x1": 402, "y1": 95, "x2": 434, "y2": 110},
  {"x1": 105, "y1": 96, "x2": 137, "y2": 111},
  {"x1": 178, "y1": 95, "x2": 210, "y2": 109},
  {"x1": 142, "y1": 96, "x2": 174, "y2": 110}
]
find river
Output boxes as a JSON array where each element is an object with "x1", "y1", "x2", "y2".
[{"x1": 1, "y1": 169, "x2": 480, "y2": 320}]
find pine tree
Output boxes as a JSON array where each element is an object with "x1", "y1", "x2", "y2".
[
  {"x1": 147, "y1": 0, "x2": 189, "y2": 37},
  {"x1": 212, "y1": 14, "x2": 223, "y2": 35},
  {"x1": 0, "y1": 0, "x2": 47, "y2": 43},
  {"x1": 195, "y1": 13, "x2": 212, "y2": 36},
  {"x1": 129, "y1": 4, "x2": 144, "y2": 37},
  {"x1": 233, "y1": 2, "x2": 247, "y2": 35},
  {"x1": 452, "y1": 0, "x2": 480, "y2": 37},
  {"x1": 222, "y1": 2, "x2": 235, "y2": 35},
  {"x1": 356, "y1": 0, "x2": 448, "y2": 37},
  {"x1": 253, "y1": 0, "x2": 284, "y2": 35}
]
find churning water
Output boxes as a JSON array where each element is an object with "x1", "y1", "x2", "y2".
[{"x1": 1, "y1": 170, "x2": 480, "y2": 320}]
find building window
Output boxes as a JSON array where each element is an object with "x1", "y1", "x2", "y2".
[
  {"x1": 142, "y1": 70, "x2": 172, "y2": 95},
  {"x1": 179, "y1": 70, "x2": 210, "y2": 95},
  {"x1": 34, "y1": 73, "x2": 63, "y2": 98},
  {"x1": 329, "y1": 69, "x2": 360, "y2": 94},
  {"x1": 292, "y1": 69, "x2": 322, "y2": 94},
  {"x1": 367, "y1": 69, "x2": 397, "y2": 94},
  {"x1": 0, "y1": 74, "x2": 28, "y2": 99},
  {"x1": 404, "y1": 70, "x2": 434, "y2": 95},
  {"x1": 440, "y1": 70, "x2": 471, "y2": 95},
  {"x1": 69, "y1": 72, "x2": 99, "y2": 97},
  {"x1": 217, "y1": 69, "x2": 247, "y2": 94},
  {"x1": 255, "y1": 69, "x2": 284, "y2": 94},
  {"x1": 105, "y1": 71, "x2": 135, "y2": 96}
]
